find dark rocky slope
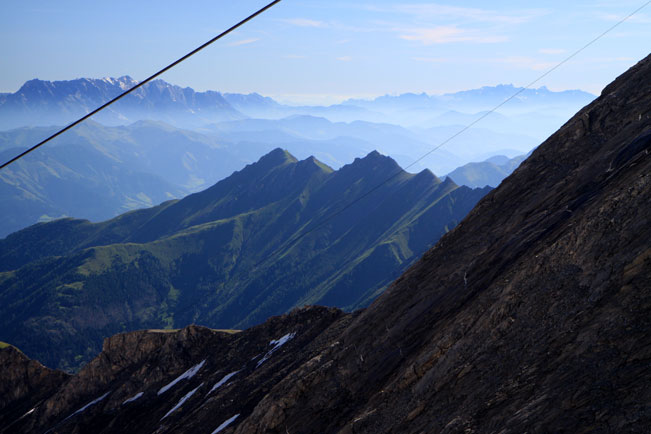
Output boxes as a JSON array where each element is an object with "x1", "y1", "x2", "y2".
[
  {"x1": 0, "y1": 307, "x2": 350, "y2": 434},
  {"x1": 1, "y1": 55, "x2": 649, "y2": 433},
  {"x1": 0, "y1": 345, "x2": 69, "y2": 431}
]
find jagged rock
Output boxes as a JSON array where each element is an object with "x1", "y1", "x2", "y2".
[
  {"x1": 0, "y1": 345, "x2": 69, "y2": 431},
  {"x1": 1, "y1": 306, "x2": 347, "y2": 434}
]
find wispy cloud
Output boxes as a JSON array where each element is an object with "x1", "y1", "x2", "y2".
[
  {"x1": 495, "y1": 56, "x2": 557, "y2": 71},
  {"x1": 337, "y1": 56, "x2": 352, "y2": 62},
  {"x1": 594, "y1": 11, "x2": 651, "y2": 23},
  {"x1": 412, "y1": 57, "x2": 451, "y2": 63},
  {"x1": 366, "y1": 4, "x2": 546, "y2": 25},
  {"x1": 582, "y1": 56, "x2": 636, "y2": 63},
  {"x1": 228, "y1": 38, "x2": 259, "y2": 47},
  {"x1": 539, "y1": 48, "x2": 567, "y2": 55},
  {"x1": 281, "y1": 18, "x2": 328, "y2": 28},
  {"x1": 399, "y1": 26, "x2": 507, "y2": 45}
]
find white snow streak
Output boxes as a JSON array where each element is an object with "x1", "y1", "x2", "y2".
[
  {"x1": 209, "y1": 371, "x2": 239, "y2": 394},
  {"x1": 122, "y1": 392, "x2": 144, "y2": 405},
  {"x1": 256, "y1": 332, "x2": 296, "y2": 367},
  {"x1": 160, "y1": 383, "x2": 203, "y2": 420},
  {"x1": 158, "y1": 360, "x2": 206, "y2": 395},
  {"x1": 21, "y1": 407, "x2": 36, "y2": 418},
  {"x1": 211, "y1": 414, "x2": 240, "y2": 433},
  {"x1": 65, "y1": 391, "x2": 110, "y2": 420}
]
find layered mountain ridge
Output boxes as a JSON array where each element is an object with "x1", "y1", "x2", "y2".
[
  {"x1": 446, "y1": 154, "x2": 527, "y2": 188},
  {"x1": 0, "y1": 113, "x2": 527, "y2": 237},
  {"x1": 0, "y1": 149, "x2": 488, "y2": 371},
  {"x1": 1, "y1": 53, "x2": 647, "y2": 433},
  {"x1": 0, "y1": 75, "x2": 593, "y2": 238},
  {"x1": 0, "y1": 76, "x2": 244, "y2": 129},
  {"x1": 0, "y1": 76, "x2": 594, "y2": 132}
]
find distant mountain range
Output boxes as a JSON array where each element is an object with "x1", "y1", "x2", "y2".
[
  {"x1": 0, "y1": 149, "x2": 490, "y2": 371},
  {"x1": 0, "y1": 121, "x2": 250, "y2": 237},
  {"x1": 0, "y1": 76, "x2": 595, "y2": 138},
  {"x1": 0, "y1": 116, "x2": 531, "y2": 237},
  {"x1": 0, "y1": 76, "x2": 594, "y2": 237},
  {"x1": 0, "y1": 76, "x2": 244, "y2": 130},
  {"x1": 344, "y1": 84, "x2": 593, "y2": 112}
]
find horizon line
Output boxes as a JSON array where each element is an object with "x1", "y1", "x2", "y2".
[{"x1": 1, "y1": 76, "x2": 597, "y2": 107}]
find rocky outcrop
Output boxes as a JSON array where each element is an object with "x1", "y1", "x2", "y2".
[
  {"x1": 0, "y1": 306, "x2": 348, "y2": 434},
  {"x1": 0, "y1": 345, "x2": 69, "y2": 431}
]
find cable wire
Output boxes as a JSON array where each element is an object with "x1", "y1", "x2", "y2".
[{"x1": 0, "y1": 0, "x2": 282, "y2": 170}]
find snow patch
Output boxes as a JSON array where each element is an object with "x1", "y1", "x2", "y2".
[
  {"x1": 161, "y1": 383, "x2": 203, "y2": 420},
  {"x1": 21, "y1": 407, "x2": 36, "y2": 418},
  {"x1": 65, "y1": 391, "x2": 110, "y2": 420},
  {"x1": 211, "y1": 414, "x2": 240, "y2": 433},
  {"x1": 158, "y1": 360, "x2": 206, "y2": 395},
  {"x1": 256, "y1": 332, "x2": 296, "y2": 367},
  {"x1": 209, "y1": 371, "x2": 239, "y2": 394},
  {"x1": 122, "y1": 392, "x2": 144, "y2": 405}
]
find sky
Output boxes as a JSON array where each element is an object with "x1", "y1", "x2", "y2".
[{"x1": 1, "y1": 0, "x2": 650, "y2": 105}]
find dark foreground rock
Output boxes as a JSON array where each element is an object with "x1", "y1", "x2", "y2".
[
  {"x1": 0, "y1": 306, "x2": 349, "y2": 434},
  {"x1": 0, "y1": 345, "x2": 69, "y2": 431}
]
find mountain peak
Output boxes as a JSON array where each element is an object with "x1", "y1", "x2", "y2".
[
  {"x1": 231, "y1": 147, "x2": 299, "y2": 180},
  {"x1": 258, "y1": 148, "x2": 296, "y2": 166},
  {"x1": 300, "y1": 155, "x2": 333, "y2": 172},
  {"x1": 414, "y1": 168, "x2": 441, "y2": 184},
  {"x1": 440, "y1": 174, "x2": 458, "y2": 188},
  {"x1": 347, "y1": 150, "x2": 402, "y2": 174}
]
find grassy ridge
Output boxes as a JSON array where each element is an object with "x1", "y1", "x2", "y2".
[{"x1": 0, "y1": 149, "x2": 490, "y2": 371}]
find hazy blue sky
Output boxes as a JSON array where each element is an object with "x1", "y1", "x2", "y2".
[{"x1": 1, "y1": 1, "x2": 649, "y2": 104}]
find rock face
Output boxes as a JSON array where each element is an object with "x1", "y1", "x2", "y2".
[
  {"x1": 1, "y1": 55, "x2": 649, "y2": 433},
  {"x1": 0, "y1": 346, "x2": 69, "y2": 431},
  {"x1": 1, "y1": 306, "x2": 349, "y2": 434}
]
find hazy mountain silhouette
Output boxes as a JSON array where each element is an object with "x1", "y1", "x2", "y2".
[
  {"x1": 446, "y1": 154, "x2": 527, "y2": 188},
  {"x1": 0, "y1": 76, "x2": 244, "y2": 130}
]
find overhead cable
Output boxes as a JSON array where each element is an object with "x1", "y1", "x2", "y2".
[{"x1": 0, "y1": 0, "x2": 282, "y2": 170}]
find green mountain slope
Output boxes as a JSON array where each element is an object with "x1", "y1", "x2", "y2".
[
  {"x1": 446, "y1": 154, "x2": 527, "y2": 188},
  {"x1": 0, "y1": 149, "x2": 490, "y2": 371}
]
